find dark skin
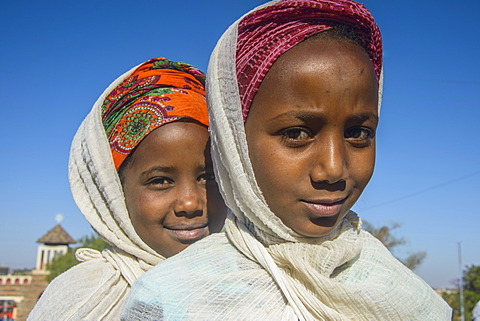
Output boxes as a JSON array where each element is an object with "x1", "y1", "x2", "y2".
[
  {"x1": 121, "y1": 121, "x2": 226, "y2": 257},
  {"x1": 245, "y1": 36, "x2": 379, "y2": 238}
]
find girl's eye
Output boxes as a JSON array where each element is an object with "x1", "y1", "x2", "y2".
[
  {"x1": 199, "y1": 173, "x2": 215, "y2": 182},
  {"x1": 345, "y1": 127, "x2": 375, "y2": 146},
  {"x1": 147, "y1": 177, "x2": 173, "y2": 189},
  {"x1": 280, "y1": 128, "x2": 313, "y2": 145}
]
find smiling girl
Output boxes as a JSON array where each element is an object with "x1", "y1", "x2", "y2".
[
  {"x1": 122, "y1": 2, "x2": 451, "y2": 320},
  {"x1": 28, "y1": 58, "x2": 226, "y2": 320}
]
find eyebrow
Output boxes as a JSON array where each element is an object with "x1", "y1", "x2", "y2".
[
  {"x1": 349, "y1": 112, "x2": 379, "y2": 124},
  {"x1": 141, "y1": 166, "x2": 175, "y2": 177},
  {"x1": 270, "y1": 111, "x2": 324, "y2": 122},
  {"x1": 270, "y1": 111, "x2": 379, "y2": 124},
  {"x1": 141, "y1": 165, "x2": 211, "y2": 177}
]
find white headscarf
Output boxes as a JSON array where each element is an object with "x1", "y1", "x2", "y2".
[
  {"x1": 28, "y1": 64, "x2": 164, "y2": 320},
  {"x1": 207, "y1": 0, "x2": 451, "y2": 319},
  {"x1": 120, "y1": 1, "x2": 451, "y2": 320}
]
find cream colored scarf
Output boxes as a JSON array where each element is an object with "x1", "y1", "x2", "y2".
[
  {"x1": 207, "y1": 2, "x2": 451, "y2": 319},
  {"x1": 28, "y1": 65, "x2": 164, "y2": 320}
]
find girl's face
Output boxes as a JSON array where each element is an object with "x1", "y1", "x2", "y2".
[
  {"x1": 245, "y1": 37, "x2": 378, "y2": 238},
  {"x1": 121, "y1": 121, "x2": 226, "y2": 257}
]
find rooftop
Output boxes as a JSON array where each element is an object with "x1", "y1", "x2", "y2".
[{"x1": 37, "y1": 224, "x2": 76, "y2": 245}]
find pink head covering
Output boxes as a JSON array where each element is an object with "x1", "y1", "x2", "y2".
[{"x1": 236, "y1": 0, "x2": 382, "y2": 120}]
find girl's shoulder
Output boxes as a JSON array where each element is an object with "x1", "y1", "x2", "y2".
[
  {"x1": 27, "y1": 252, "x2": 124, "y2": 320},
  {"x1": 130, "y1": 232, "x2": 256, "y2": 293},
  {"x1": 122, "y1": 232, "x2": 289, "y2": 320}
]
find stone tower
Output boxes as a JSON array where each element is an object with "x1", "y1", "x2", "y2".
[{"x1": 36, "y1": 224, "x2": 76, "y2": 271}]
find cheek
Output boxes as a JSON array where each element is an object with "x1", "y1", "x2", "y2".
[
  {"x1": 350, "y1": 148, "x2": 376, "y2": 189},
  {"x1": 206, "y1": 186, "x2": 227, "y2": 232},
  {"x1": 249, "y1": 143, "x2": 298, "y2": 201},
  {"x1": 125, "y1": 189, "x2": 169, "y2": 226},
  {"x1": 246, "y1": 123, "x2": 305, "y2": 204},
  {"x1": 249, "y1": 144, "x2": 275, "y2": 187},
  {"x1": 207, "y1": 182, "x2": 225, "y2": 208}
]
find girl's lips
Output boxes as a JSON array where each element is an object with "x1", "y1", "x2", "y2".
[
  {"x1": 164, "y1": 225, "x2": 209, "y2": 244},
  {"x1": 301, "y1": 200, "x2": 344, "y2": 217}
]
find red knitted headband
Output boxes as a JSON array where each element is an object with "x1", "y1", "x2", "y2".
[{"x1": 236, "y1": 0, "x2": 382, "y2": 120}]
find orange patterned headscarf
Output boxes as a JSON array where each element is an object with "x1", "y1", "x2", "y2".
[{"x1": 102, "y1": 57, "x2": 208, "y2": 170}]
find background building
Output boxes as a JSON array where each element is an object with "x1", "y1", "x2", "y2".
[{"x1": 0, "y1": 224, "x2": 75, "y2": 320}]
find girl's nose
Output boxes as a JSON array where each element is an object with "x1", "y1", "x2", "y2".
[
  {"x1": 174, "y1": 184, "x2": 205, "y2": 217},
  {"x1": 310, "y1": 134, "x2": 347, "y2": 184}
]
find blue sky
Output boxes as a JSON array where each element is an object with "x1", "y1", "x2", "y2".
[{"x1": 1, "y1": 0, "x2": 478, "y2": 289}]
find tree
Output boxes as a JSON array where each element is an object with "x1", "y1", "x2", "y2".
[
  {"x1": 464, "y1": 265, "x2": 480, "y2": 320},
  {"x1": 362, "y1": 221, "x2": 426, "y2": 270},
  {"x1": 441, "y1": 265, "x2": 480, "y2": 321},
  {"x1": 46, "y1": 234, "x2": 109, "y2": 282},
  {"x1": 464, "y1": 265, "x2": 480, "y2": 293}
]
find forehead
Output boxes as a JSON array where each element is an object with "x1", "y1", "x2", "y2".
[
  {"x1": 269, "y1": 36, "x2": 374, "y2": 82},
  {"x1": 129, "y1": 121, "x2": 211, "y2": 168},
  {"x1": 246, "y1": 37, "x2": 378, "y2": 119},
  {"x1": 247, "y1": 38, "x2": 378, "y2": 126}
]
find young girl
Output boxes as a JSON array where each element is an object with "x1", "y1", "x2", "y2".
[
  {"x1": 28, "y1": 58, "x2": 226, "y2": 320},
  {"x1": 122, "y1": 2, "x2": 452, "y2": 320}
]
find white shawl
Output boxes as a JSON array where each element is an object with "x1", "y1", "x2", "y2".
[
  {"x1": 28, "y1": 65, "x2": 164, "y2": 321},
  {"x1": 206, "y1": 1, "x2": 452, "y2": 320},
  {"x1": 121, "y1": 1, "x2": 452, "y2": 320}
]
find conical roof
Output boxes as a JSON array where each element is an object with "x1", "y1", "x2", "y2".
[{"x1": 37, "y1": 224, "x2": 76, "y2": 245}]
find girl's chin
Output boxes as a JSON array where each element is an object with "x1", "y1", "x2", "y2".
[{"x1": 292, "y1": 216, "x2": 344, "y2": 238}]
